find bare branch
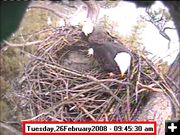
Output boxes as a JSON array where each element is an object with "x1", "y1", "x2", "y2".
[
  {"x1": 143, "y1": 7, "x2": 173, "y2": 48},
  {"x1": 0, "y1": 122, "x2": 21, "y2": 135},
  {"x1": 163, "y1": 27, "x2": 176, "y2": 31},
  {"x1": 4, "y1": 40, "x2": 42, "y2": 47},
  {"x1": 29, "y1": 5, "x2": 70, "y2": 19}
]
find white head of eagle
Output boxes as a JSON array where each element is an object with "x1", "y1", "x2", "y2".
[
  {"x1": 114, "y1": 52, "x2": 131, "y2": 76},
  {"x1": 82, "y1": 18, "x2": 94, "y2": 36},
  {"x1": 88, "y1": 42, "x2": 132, "y2": 77}
]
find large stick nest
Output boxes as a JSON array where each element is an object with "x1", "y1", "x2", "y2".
[{"x1": 10, "y1": 26, "x2": 179, "y2": 121}]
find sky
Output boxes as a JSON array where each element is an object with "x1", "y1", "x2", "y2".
[{"x1": 69, "y1": 1, "x2": 179, "y2": 65}]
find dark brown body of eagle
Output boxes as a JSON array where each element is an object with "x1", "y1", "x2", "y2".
[{"x1": 88, "y1": 42, "x2": 132, "y2": 74}]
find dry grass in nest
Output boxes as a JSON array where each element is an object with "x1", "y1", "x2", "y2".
[{"x1": 8, "y1": 26, "x2": 179, "y2": 122}]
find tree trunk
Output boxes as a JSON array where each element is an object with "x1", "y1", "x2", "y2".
[{"x1": 167, "y1": 52, "x2": 180, "y2": 99}]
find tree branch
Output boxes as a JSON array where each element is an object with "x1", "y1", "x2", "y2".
[
  {"x1": 143, "y1": 7, "x2": 173, "y2": 48},
  {"x1": 29, "y1": 5, "x2": 70, "y2": 19},
  {"x1": 4, "y1": 40, "x2": 42, "y2": 47}
]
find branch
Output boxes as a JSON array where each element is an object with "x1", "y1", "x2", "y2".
[
  {"x1": 159, "y1": 30, "x2": 171, "y2": 48},
  {"x1": 163, "y1": 27, "x2": 176, "y2": 31},
  {"x1": 29, "y1": 5, "x2": 70, "y2": 19},
  {"x1": 0, "y1": 122, "x2": 21, "y2": 135},
  {"x1": 143, "y1": 7, "x2": 173, "y2": 48},
  {"x1": 4, "y1": 40, "x2": 42, "y2": 47}
]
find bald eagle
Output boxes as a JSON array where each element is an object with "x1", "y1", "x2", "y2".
[{"x1": 88, "y1": 42, "x2": 132, "y2": 77}]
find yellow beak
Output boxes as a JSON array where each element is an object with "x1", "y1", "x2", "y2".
[{"x1": 120, "y1": 73, "x2": 125, "y2": 79}]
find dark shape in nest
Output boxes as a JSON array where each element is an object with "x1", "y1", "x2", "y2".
[{"x1": 9, "y1": 26, "x2": 177, "y2": 122}]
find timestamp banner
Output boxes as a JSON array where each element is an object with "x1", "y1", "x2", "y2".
[{"x1": 22, "y1": 121, "x2": 156, "y2": 135}]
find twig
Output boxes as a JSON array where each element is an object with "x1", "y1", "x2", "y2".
[
  {"x1": 142, "y1": 55, "x2": 180, "y2": 109},
  {"x1": 4, "y1": 40, "x2": 42, "y2": 47},
  {"x1": 135, "y1": 53, "x2": 141, "y2": 102}
]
